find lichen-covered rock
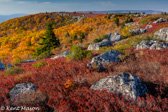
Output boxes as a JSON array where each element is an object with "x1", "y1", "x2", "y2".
[
  {"x1": 125, "y1": 22, "x2": 138, "y2": 26},
  {"x1": 87, "y1": 41, "x2": 112, "y2": 50},
  {"x1": 51, "y1": 51, "x2": 71, "y2": 59},
  {"x1": 23, "y1": 60, "x2": 36, "y2": 63},
  {"x1": 10, "y1": 83, "x2": 38, "y2": 98},
  {"x1": 130, "y1": 29, "x2": 147, "y2": 35},
  {"x1": 107, "y1": 33, "x2": 122, "y2": 42},
  {"x1": 10, "y1": 83, "x2": 48, "y2": 106},
  {"x1": 7, "y1": 64, "x2": 13, "y2": 68},
  {"x1": 88, "y1": 33, "x2": 122, "y2": 50},
  {"x1": 136, "y1": 40, "x2": 168, "y2": 50},
  {"x1": 145, "y1": 24, "x2": 153, "y2": 29},
  {"x1": 154, "y1": 28, "x2": 168, "y2": 41},
  {"x1": 0, "y1": 61, "x2": 5, "y2": 71},
  {"x1": 87, "y1": 50, "x2": 121, "y2": 68},
  {"x1": 90, "y1": 72, "x2": 148, "y2": 100},
  {"x1": 153, "y1": 18, "x2": 167, "y2": 23}
]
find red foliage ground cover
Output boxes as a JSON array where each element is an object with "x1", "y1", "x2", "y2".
[
  {"x1": 0, "y1": 49, "x2": 167, "y2": 111},
  {"x1": 141, "y1": 22, "x2": 168, "y2": 34}
]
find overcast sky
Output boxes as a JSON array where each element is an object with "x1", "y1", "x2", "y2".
[{"x1": 0, "y1": 0, "x2": 168, "y2": 15}]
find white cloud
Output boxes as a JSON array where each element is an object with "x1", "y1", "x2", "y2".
[
  {"x1": 17, "y1": 1, "x2": 31, "y2": 4},
  {"x1": 0, "y1": 0, "x2": 12, "y2": 2},
  {"x1": 96, "y1": 1, "x2": 115, "y2": 6},
  {"x1": 42, "y1": 2, "x2": 51, "y2": 4}
]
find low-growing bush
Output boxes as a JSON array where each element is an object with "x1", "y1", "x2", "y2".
[
  {"x1": 12, "y1": 59, "x2": 25, "y2": 65},
  {"x1": 67, "y1": 45, "x2": 92, "y2": 60},
  {"x1": 5, "y1": 66, "x2": 23, "y2": 75},
  {"x1": 99, "y1": 46, "x2": 112, "y2": 53},
  {"x1": 120, "y1": 26, "x2": 134, "y2": 39},
  {"x1": 93, "y1": 34, "x2": 107, "y2": 43},
  {"x1": 35, "y1": 52, "x2": 54, "y2": 59},
  {"x1": 33, "y1": 61, "x2": 46, "y2": 68},
  {"x1": 139, "y1": 18, "x2": 149, "y2": 25}
]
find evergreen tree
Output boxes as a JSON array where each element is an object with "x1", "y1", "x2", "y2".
[
  {"x1": 34, "y1": 22, "x2": 60, "y2": 57},
  {"x1": 114, "y1": 17, "x2": 119, "y2": 27}
]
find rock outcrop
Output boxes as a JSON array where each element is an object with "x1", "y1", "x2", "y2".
[
  {"x1": 10, "y1": 83, "x2": 38, "y2": 98},
  {"x1": 145, "y1": 24, "x2": 153, "y2": 29},
  {"x1": 130, "y1": 29, "x2": 147, "y2": 35},
  {"x1": 88, "y1": 33, "x2": 122, "y2": 50},
  {"x1": 125, "y1": 22, "x2": 138, "y2": 26},
  {"x1": 51, "y1": 51, "x2": 71, "y2": 60},
  {"x1": 0, "y1": 61, "x2": 5, "y2": 71},
  {"x1": 23, "y1": 60, "x2": 36, "y2": 63},
  {"x1": 154, "y1": 28, "x2": 168, "y2": 41},
  {"x1": 88, "y1": 40, "x2": 112, "y2": 50},
  {"x1": 107, "y1": 33, "x2": 122, "y2": 42},
  {"x1": 87, "y1": 50, "x2": 121, "y2": 68},
  {"x1": 10, "y1": 83, "x2": 48, "y2": 106},
  {"x1": 90, "y1": 72, "x2": 148, "y2": 100},
  {"x1": 136, "y1": 40, "x2": 168, "y2": 50},
  {"x1": 153, "y1": 18, "x2": 167, "y2": 23},
  {"x1": 7, "y1": 64, "x2": 13, "y2": 68}
]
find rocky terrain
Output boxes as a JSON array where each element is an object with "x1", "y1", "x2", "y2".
[{"x1": 0, "y1": 12, "x2": 167, "y2": 112}]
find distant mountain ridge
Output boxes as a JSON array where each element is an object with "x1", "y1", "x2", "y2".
[
  {"x1": 79, "y1": 10, "x2": 163, "y2": 14},
  {"x1": 0, "y1": 14, "x2": 26, "y2": 23}
]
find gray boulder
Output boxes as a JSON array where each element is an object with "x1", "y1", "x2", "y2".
[
  {"x1": 125, "y1": 22, "x2": 138, "y2": 26},
  {"x1": 88, "y1": 33, "x2": 122, "y2": 50},
  {"x1": 87, "y1": 50, "x2": 121, "y2": 68},
  {"x1": 0, "y1": 61, "x2": 5, "y2": 71},
  {"x1": 145, "y1": 24, "x2": 153, "y2": 29},
  {"x1": 10, "y1": 83, "x2": 48, "y2": 106},
  {"x1": 87, "y1": 40, "x2": 112, "y2": 50},
  {"x1": 107, "y1": 33, "x2": 122, "y2": 42},
  {"x1": 130, "y1": 29, "x2": 147, "y2": 35},
  {"x1": 154, "y1": 28, "x2": 168, "y2": 41},
  {"x1": 90, "y1": 72, "x2": 148, "y2": 100},
  {"x1": 51, "y1": 51, "x2": 71, "y2": 59},
  {"x1": 7, "y1": 64, "x2": 13, "y2": 68},
  {"x1": 10, "y1": 83, "x2": 38, "y2": 98},
  {"x1": 136, "y1": 40, "x2": 168, "y2": 50},
  {"x1": 23, "y1": 60, "x2": 36, "y2": 63},
  {"x1": 153, "y1": 18, "x2": 167, "y2": 23}
]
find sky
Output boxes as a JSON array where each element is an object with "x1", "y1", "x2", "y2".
[{"x1": 0, "y1": 0, "x2": 168, "y2": 15}]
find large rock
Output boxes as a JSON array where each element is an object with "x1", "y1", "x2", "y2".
[
  {"x1": 7, "y1": 64, "x2": 13, "y2": 68},
  {"x1": 125, "y1": 22, "x2": 138, "y2": 26},
  {"x1": 0, "y1": 61, "x2": 5, "y2": 71},
  {"x1": 145, "y1": 24, "x2": 153, "y2": 29},
  {"x1": 130, "y1": 29, "x2": 147, "y2": 35},
  {"x1": 51, "y1": 51, "x2": 71, "y2": 59},
  {"x1": 90, "y1": 72, "x2": 148, "y2": 100},
  {"x1": 87, "y1": 50, "x2": 121, "y2": 68},
  {"x1": 153, "y1": 18, "x2": 167, "y2": 23},
  {"x1": 107, "y1": 33, "x2": 122, "y2": 42},
  {"x1": 10, "y1": 83, "x2": 38, "y2": 98},
  {"x1": 88, "y1": 33, "x2": 122, "y2": 50},
  {"x1": 136, "y1": 40, "x2": 168, "y2": 50},
  {"x1": 87, "y1": 40, "x2": 112, "y2": 50},
  {"x1": 10, "y1": 83, "x2": 48, "y2": 106},
  {"x1": 154, "y1": 28, "x2": 168, "y2": 41},
  {"x1": 23, "y1": 60, "x2": 36, "y2": 63}
]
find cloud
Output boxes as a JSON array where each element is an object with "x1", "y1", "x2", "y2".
[
  {"x1": 17, "y1": 1, "x2": 31, "y2": 4},
  {"x1": 96, "y1": 1, "x2": 115, "y2": 6},
  {"x1": 0, "y1": 0, "x2": 13, "y2": 2},
  {"x1": 42, "y1": 2, "x2": 51, "y2": 4}
]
